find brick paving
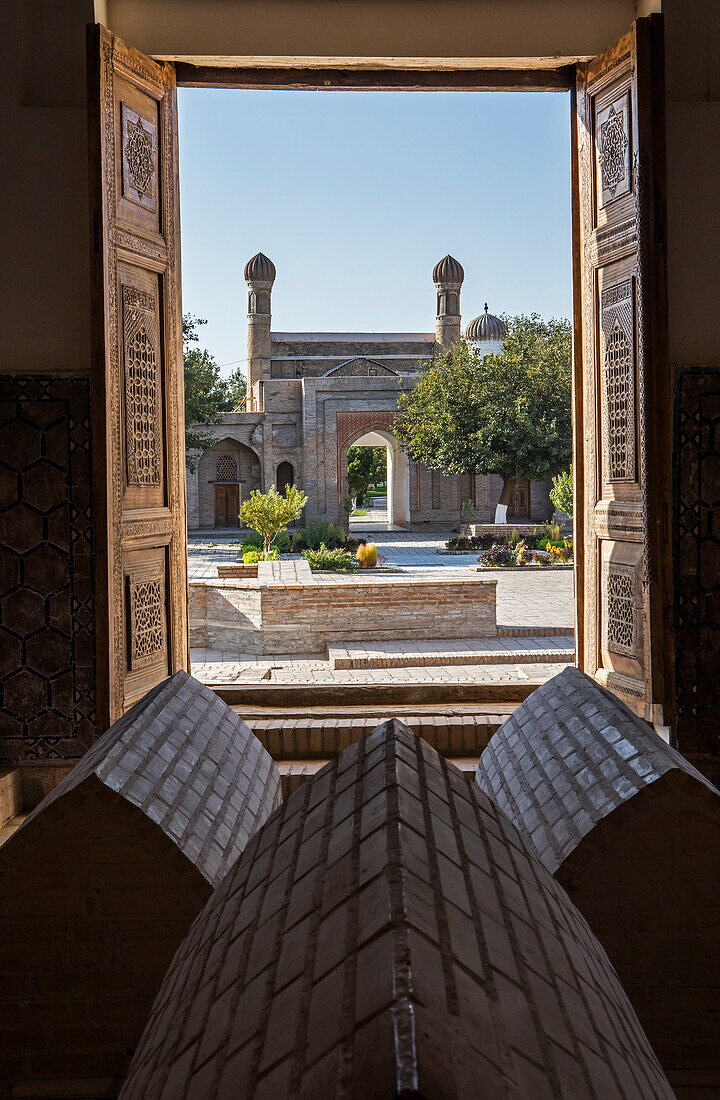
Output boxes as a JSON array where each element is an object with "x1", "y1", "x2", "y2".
[{"x1": 190, "y1": 649, "x2": 573, "y2": 687}]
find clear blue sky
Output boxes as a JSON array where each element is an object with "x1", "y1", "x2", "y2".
[{"x1": 178, "y1": 88, "x2": 572, "y2": 375}]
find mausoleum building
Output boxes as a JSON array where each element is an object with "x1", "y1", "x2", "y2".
[{"x1": 186, "y1": 253, "x2": 553, "y2": 529}]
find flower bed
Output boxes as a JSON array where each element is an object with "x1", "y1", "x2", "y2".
[{"x1": 476, "y1": 538, "x2": 573, "y2": 569}]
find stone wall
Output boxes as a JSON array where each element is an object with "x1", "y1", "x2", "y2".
[{"x1": 189, "y1": 574, "x2": 497, "y2": 655}]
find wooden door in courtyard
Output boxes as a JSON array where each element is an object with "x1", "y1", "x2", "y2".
[
  {"x1": 89, "y1": 28, "x2": 188, "y2": 723},
  {"x1": 509, "y1": 480, "x2": 530, "y2": 521},
  {"x1": 574, "y1": 15, "x2": 672, "y2": 725},
  {"x1": 215, "y1": 484, "x2": 240, "y2": 527}
]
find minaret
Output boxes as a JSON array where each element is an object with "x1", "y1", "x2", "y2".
[
  {"x1": 433, "y1": 254, "x2": 464, "y2": 350},
  {"x1": 244, "y1": 252, "x2": 276, "y2": 412}
]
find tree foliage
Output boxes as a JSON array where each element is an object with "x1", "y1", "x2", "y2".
[
  {"x1": 347, "y1": 445, "x2": 387, "y2": 505},
  {"x1": 394, "y1": 314, "x2": 572, "y2": 503},
  {"x1": 239, "y1": 484, "x2": 308, "y2": 558},
  {"x1": 550, "y1": 467, "x2": 574, "y2": 518},
  {"x1": 183, "y1": 315, "x2": 247, "y2": 471}
]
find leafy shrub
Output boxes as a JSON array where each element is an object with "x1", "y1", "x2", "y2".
[
  {"x1": 550, "y1": 467, "x2": 573, "y2": 518},
  {"x1": 447, "y1": 535, "x2": 494, "y2": 552},
  {"x1": 302, "y1": 545, "x2": 357, "y2": 572},
  {"x1": 241, "y1": 530, "x2": 263, "y2": 549},
  {"x1": 510, "y1": 527, "x2": 521, "y2": 546},
  {"x1": 357, "y1": 542, "x2": 378, "y2": 568},
  {"x1": 478, "y1": 543, "x2": 515, "y2": 567},
  {"x1": 239, "y1": 484, "x2": 307, "y2": 558},
  {"x1": 303, "y1": 521, "x2": 343, "y2": 550},
  {"x1": 243, "y1": 547, "x2": 279, "y2": 564}
]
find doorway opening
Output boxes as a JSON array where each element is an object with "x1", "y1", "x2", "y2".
[{"x1": 345, "y1": 433, "x2": 411, "y2": 530}]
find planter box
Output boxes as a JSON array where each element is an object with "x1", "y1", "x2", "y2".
[{"x1": 190, "y1": 573, "x2": 497, "y2": 655}]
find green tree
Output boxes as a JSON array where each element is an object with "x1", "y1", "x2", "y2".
[
  {"x1": 183, "y1": 315, "x2": 247, "y2": 471},
  {"x1": 347, "y1": 445, "x2": 387, "y2": 505},
  {"x1": 394, "y1": 315, "x2": 572, "y2": 522},
  {"x1": 550, "y1": 467, "x2": 574, "y2": 518},
  {"x1": 239, "y1": 484, "x2": 308, "y2": 559}
]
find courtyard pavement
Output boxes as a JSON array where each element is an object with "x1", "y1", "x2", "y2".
[{"x1": 187, "y1": 528, "x2": 575, "y2": 632}]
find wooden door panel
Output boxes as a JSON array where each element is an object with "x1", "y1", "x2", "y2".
[
  {"x1": 575, "y1": 15, "x2": 671, "y2": 724},
  {"x1": 90, "y1": 27, "x2": 187, "y2": 725}
]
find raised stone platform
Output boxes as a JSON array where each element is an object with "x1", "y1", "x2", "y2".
[{"x1": 190, "y1": 570, "x2": 497, "y2": 656}]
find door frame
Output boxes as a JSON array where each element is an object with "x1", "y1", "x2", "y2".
[{"x1": 92, "y1": 18, "x2": 671, "y2": 722}]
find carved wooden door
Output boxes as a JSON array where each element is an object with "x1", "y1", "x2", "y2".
[
  {"x1": 89, "y1": 27, "x2": 188, "y2": 723},
  {"x1": 509, "y1": 480, "x2": 530, "y2": 521},
  {"x1": 574, "y1": 15, "x2": 672, "y2": 725},
  {"x1": 214, "y1": 484, "x2": 239, "y2": 527}
]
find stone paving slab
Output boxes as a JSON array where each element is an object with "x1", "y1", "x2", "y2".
[
  {"x1": 327, "y1": 634, "x2": 575, "y2": 669},
  {"x1": 190, "y1": 648, "x2": 573, "y2": 688}
]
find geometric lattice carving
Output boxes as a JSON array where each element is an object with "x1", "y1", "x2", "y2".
[
  {"x1": 123, "y1": 286, "x2": 161, "y2": 487},
  {"x1": 604, "y1": 561, "x2": 637, "y2": 657},
  {"x1": 596, "y1": 93, "x2": 631, "y2": 208},
  {"x1": 0, "y1": 376, "x2": 96, "y2": 764},
  {"x1": 128, "y1": 570, "x2": 165, "y2": 670},
  {"x1": 601, "y1": 280, "x2": 636, "y2": 482},
  {"x1": 215, "y1": 455, "x2": 237, "y2": 482},
  {"x1": 675, "y1": 368, "x2": 720, "y2": 753},
  {"x1": 121, "y1": 103, "x2": 158, "y2": 214}
]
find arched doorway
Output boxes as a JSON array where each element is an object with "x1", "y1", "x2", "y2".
[
  {"x1": 214, "y1": 454, "x2": 239, "y2": 527},
  {"x1": 345, "y1": 428, "x2": 410, "y2": 530},
  {"x1": 276, "y1": 461, "x2": 294, "y2": 494}
]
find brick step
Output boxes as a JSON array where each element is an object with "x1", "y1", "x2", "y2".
[
  {"x1": 327, "y1": 635, "x2": 575, "y2": 670},
  {"x1": 496, "y1": 625, "x2": 575, "y2": 638},
  {"x1": 241, "y1": 707, "x2": 511, "y2": 760},
  {"x1": 277, "y1": 755, "x2": 480, "y2": 797}
]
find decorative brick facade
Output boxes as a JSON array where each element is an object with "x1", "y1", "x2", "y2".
[{"x1": 185, "y1": 256, "x2": 553, "y2": 530}]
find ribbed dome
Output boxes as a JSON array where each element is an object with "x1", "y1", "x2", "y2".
[
  {"x1": 244, "y1": 252, "x2": 276, "y2": 283},
  {"x1": 432, "y1": 254, "x2": 464, "y2": 285},
  {"x1": 465, "y1": 305, "x2": 506, "y2": 342}
]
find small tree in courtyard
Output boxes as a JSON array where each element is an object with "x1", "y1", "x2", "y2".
[
  {"x1": 239, "y1": 484, "x2": 307, "y2": 559},
  {"x1": 550, "y1": 467, "x2": 574, "y2": 519},
  {"x1": 394, "y1": 315, "x2": 571, "y2": 523}
]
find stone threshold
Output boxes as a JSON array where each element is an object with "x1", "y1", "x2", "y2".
[{"x1": 327, "y1": 635, "x2": 575, "y2": 670}]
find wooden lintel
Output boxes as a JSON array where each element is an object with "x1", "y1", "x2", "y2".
[{"x1": 174, "y1": 64, "x2": 574, "y2": 92}]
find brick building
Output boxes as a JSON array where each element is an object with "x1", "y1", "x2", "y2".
[{"x1": 186, "y1": 253, "x2": 553, "y2": 530}]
